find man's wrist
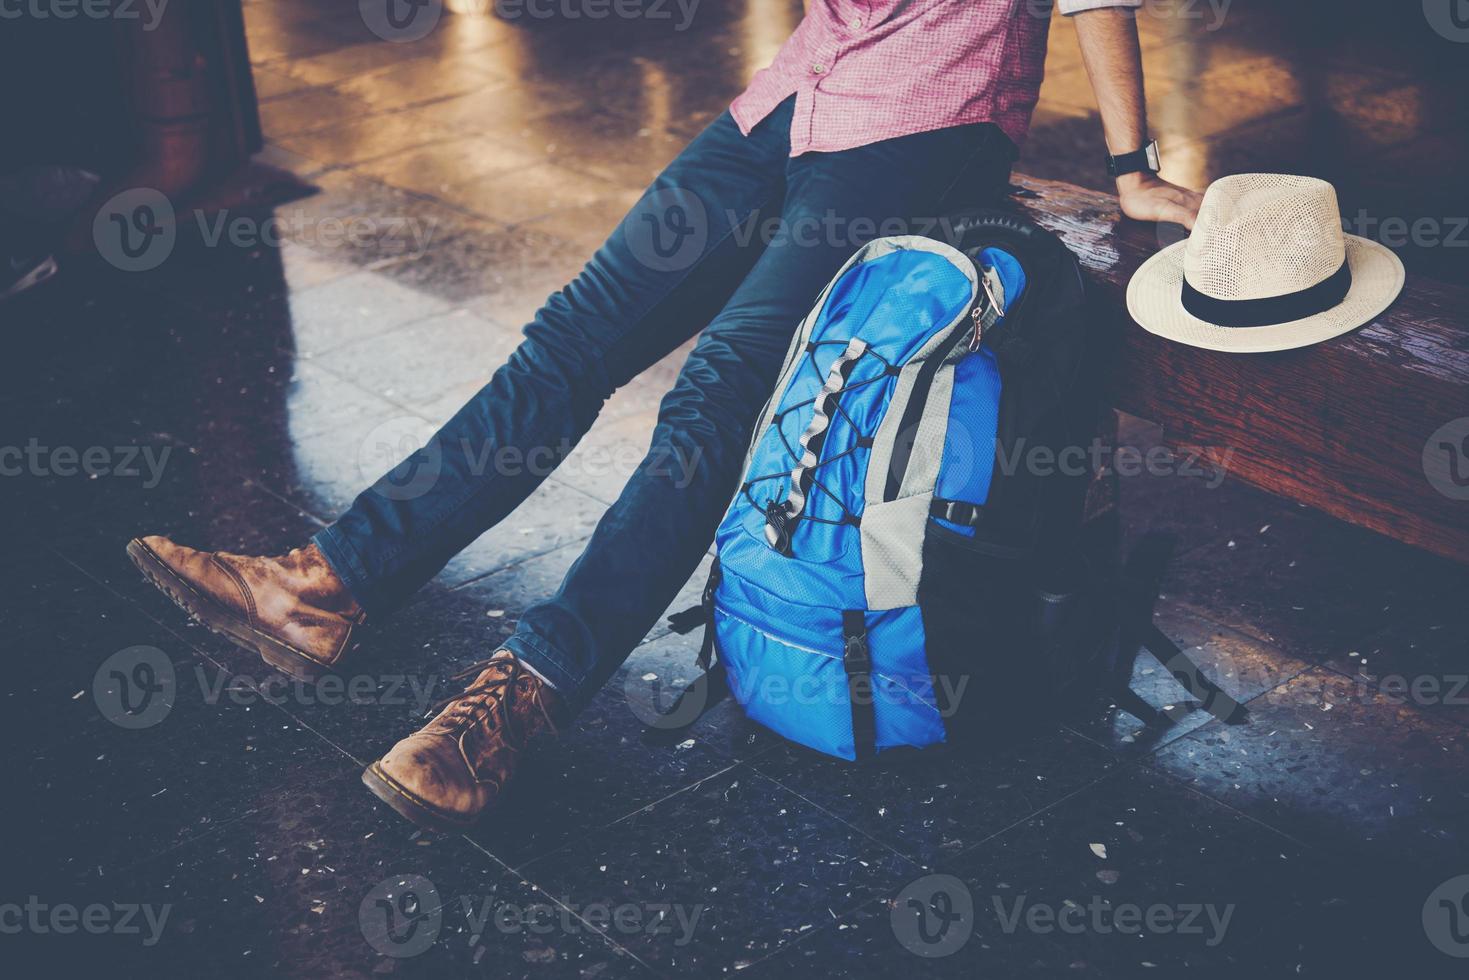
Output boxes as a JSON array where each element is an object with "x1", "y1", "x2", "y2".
[
  {"x1": 1106, "y1": 139, "x2": 1160, "y2": 179},
  {"x1": 1115, "y1": 171, "x2": 1156, "y2": 194}
]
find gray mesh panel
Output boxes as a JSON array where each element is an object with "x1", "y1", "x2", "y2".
[{"x1": 861, "y1": 495, "x2": 933, "y2": 610}]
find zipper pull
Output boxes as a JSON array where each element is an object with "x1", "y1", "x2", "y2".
[{"x1": 969, "y1": 266, "x2": 1007, "y2": 352}]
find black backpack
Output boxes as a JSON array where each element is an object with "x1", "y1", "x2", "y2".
[{"x1": 656, "y1": 211, "x2": 1244, "y2": 758}]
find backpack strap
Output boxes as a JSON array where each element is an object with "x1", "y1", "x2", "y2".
[
  {"x1": 665, "y1": 559, "x2": 722, "y2": 669},
  {"x1": 930, "y1": 498, "x2": 984, "y2": 527},
  {"x1": 1108, "y1": 533, "x2": 1249, "y2": 728},
  {"x1": 637, "y1": 661, "x2": 732, "y2": 744},
  {"x1": 842, "y1": 610, "x2": 877, "y2": 761},
  {"x1": 650, "y1": 560, "x2": 730, "y2": 740},
  {"x1": 1138, "y1": 622, "x2": 1248, "y2": 725}
]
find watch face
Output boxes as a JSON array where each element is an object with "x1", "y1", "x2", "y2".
[{"x1": 1145, "y1": 141, "x2": 1161, "y2": 171}]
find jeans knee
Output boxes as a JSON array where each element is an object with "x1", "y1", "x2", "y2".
[
  {"x1": 652, "y1": 393, "x2": 756, "y2": 482},
  {"x1": 506, "y1": 327, "x2": 614, "y2": 408}
]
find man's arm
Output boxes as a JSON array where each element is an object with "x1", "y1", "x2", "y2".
[{"x1": 1067, "y1": 5, "x2": 1204, "y2": 228}]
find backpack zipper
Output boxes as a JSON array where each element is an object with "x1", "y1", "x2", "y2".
[{"x1": 883, "y1": 257, "x2": 1032, "y2": 502}]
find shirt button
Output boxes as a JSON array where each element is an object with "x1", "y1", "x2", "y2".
[
  {"x1": 812, "y1": 63, "x2": 826, "y2": 74},
  {"x1": 849, "y1": 17, "x2": 861, "y2": 28}
]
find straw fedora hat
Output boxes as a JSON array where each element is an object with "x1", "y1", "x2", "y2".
[{"x1": 1126, "y1": 173, "x2": 1405, "y2": 353}]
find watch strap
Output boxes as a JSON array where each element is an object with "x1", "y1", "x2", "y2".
[{"x1": 1107, "y1": 140, "x2": 1160, "y2": 178}]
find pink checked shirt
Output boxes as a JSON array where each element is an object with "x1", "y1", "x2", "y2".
[{"x1": 730, "y1": 0, "x2": 1140, "y2": 155}]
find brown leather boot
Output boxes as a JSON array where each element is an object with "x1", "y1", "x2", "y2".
[
  {"x1": 362, "y1": 651, "x2": 561, "y2": 832},
  {"x1": 126, "y1": 536, "x2": 364, "y2": 680}
]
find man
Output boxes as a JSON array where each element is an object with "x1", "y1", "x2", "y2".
[{"x1": 128, "y1": 1, "x2": 1203, "y2": 831}]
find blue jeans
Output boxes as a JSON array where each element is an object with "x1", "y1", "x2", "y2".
[{"x1": 314, "y1": 98, "x2": 1015, "y2": 714}]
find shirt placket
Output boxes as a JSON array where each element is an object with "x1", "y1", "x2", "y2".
[{"x1": 792, "y1": 17, "x2": 848, "y2": 153}]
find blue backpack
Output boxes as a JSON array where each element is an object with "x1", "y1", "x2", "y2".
[{"x1": 663, "y1": 212, "x2": 1237, "y2": 760}]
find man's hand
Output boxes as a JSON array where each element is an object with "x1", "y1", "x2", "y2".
[
  {"x1": 1117, "y1": 172, "x2": 1204, "y2": 229},
  {"x1": 1071, "y1": 8, "x2": 1204, "y2": 231}
]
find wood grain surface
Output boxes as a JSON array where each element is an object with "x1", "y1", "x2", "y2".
[{"x1": 1011, "y1": 174, "x2": 1469, "y2": 565}]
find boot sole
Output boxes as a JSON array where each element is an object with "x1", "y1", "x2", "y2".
[
  {"x1": 361, "y1": 761, "x2": 479, "y2": 834},
  {"x1": 125, "y1": 537, "x2": 333, "y2": 682}
]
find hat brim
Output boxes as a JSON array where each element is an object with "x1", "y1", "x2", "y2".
[{"x1": 1125, "y1": 234, "x2": 1405, "y2": 354}]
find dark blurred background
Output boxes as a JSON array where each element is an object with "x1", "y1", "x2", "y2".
[{"x1": 3, "y1": 0, "x2": 1466, "y2": 278}]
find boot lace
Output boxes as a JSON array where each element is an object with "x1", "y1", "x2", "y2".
[{"x1": 429, "y1": 655, "x2": 557, "y2": 747}]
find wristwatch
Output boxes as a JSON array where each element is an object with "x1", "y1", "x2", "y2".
[{"x1": 1106, "y1": 140, "x2": 1161, "y2": 178}]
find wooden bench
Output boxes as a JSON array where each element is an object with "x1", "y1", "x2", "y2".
[{"x1": 1010, "y1": 174, "x2": 1469, "y2": 565}]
